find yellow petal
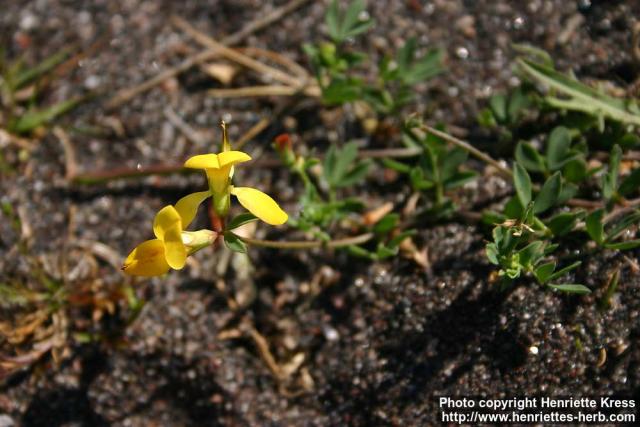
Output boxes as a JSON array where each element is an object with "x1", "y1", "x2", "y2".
[
  {"x1": 231, "y1": 186, "x2": 288, "y2": 225},
  {"x1": 184, "y1": 151, "x2": 250, "y2": 170},
  {"x1": 174, "y1": 191, "x2": 210, "y2": 228},
  {"x1": 184, "y1": 153, "x2": 220, "y2": 169},
  {"x1": 206, "y1": 167, "x2": 232, "y2": 194},
  {"x1": 163, "y1": 224, "x2": 187, "y2": 269},
  {"x1": 218, "y1": 151, "x2": 251, "y2": 168},
  {"x1": 153, "y1": 205, "x2": 182, "y2": 240},
  {"x1": 122, "y1": 239, "x2": 170, "y2": 277}
]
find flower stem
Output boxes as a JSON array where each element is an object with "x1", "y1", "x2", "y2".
[{"x1": 238, "y1": 232, "x2": 373, "y2": 249}]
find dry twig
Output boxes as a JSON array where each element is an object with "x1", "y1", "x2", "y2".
[
  {"x1": 170, "y1": 15, "x2": 306, "y2": 89},
  {"x1": 105, "y1": 0, "x2": 313, "y2": 108}
]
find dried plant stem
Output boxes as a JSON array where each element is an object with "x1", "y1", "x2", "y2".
[
  {"x1": 0, "y1": 129, "x2": 35, "y2": 151},
  {"x1": 208, "y1": 85, "x2": 320, "y2": 98},
  {"x1": 105, "y1": 0, "x2": 312, "y2": 109},
  {"x1": 69, "y1": 164, "x2": 193, "y2": 185},
  {"x1": 603, "y1": 197, "x2": 640, "y2": 223},
  {"x1": 237, "y1": 47, "x2": 310, "y2": 80},
  {"x1": 66, "y1": 144, "x2": 424, "y2": 185},
  {"x1": 239, "y1": 233, "x2": 373, "y2": 249},
  {"x1": 235, "y1": 118, "x2": 272, "y2": 150},
  {"x1": 171, "y1": 15, "x2": 305, "y2": 89},
  {"x1": 359, "y1": 147, "x2": 421, "y2": 159}
]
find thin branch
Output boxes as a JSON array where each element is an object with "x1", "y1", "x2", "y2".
[
  {"x1": 0, "y1": 129, "x2": 35, "y2": 151},
  {"x1": 66, "y1": 144, "x2": 424, "y2": 185},
  {"x1": 53, "y1": 127, "x2": 77, "y2": 180},
  {"x1": 412, "y1": 124, "x2": 513, "y2": 179},
  {"x1": 235, "y1": 88, "x2": 310, "y2": 149},
  {"x1": 105, "y1": 0, "x2": 313, "y2": 109},
  {"x1": 239, "y1": 232, "x2": 373, "y2": 249},
  {"x1": 359, "y1": 147, "x2": 421, "y2": 159}
]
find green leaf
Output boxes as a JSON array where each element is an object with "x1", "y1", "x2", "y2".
[
  {"x1": 507, "y1": 87, "x2": 530, "y2": 122},
  {"x1": 585, "y1": 209, "x2": 605, "y2": 245},
  {"x1": 440, "y1": 147, "x2": 468, "y2": 180},
  {"x1": 599, "y1": 269, "x2": 619, "y2": 310},
  {"x1": 375, "y1": 243, "x2": 398, "y2": 259},
  {"x1": 223, "y1": 231, "x2": 247, "y2": 253},
  {"x1": 512, "y1": 43, "x2": 554, "y2": 67},
  {"x1": 619, "y1": 168, "x2": 640, "y2": 197},
  {"x1": 342, "y1": 0, "x2": 373, "y2": 38},
  {"x1": 338, "y1": 159, "x2": 371, "y2": 187},
  {"x1": 513, "y1": 163, "x2": 532, "y2": 207},
  {"x1": 388, "y1": 229, "x2": 416, "y2": 248},
  {"x1": 517, "y1": 241, "x2": 544, "y2": 268},
  {"x1": 533, "y1": 172, "x2": 561, "y2": 214},
  {"x1": 602, "y1": 144, "x2": 621, "y2": 200},
  {"x1": 477, "y1": 108, "x2": 497, "y2": 128},
  {"x1": 515, "y1": 141, "x2": 545, "y2": 173},
  {"x1": 503, "y1": 196, "x2": 524, "y2": 219},
  {"x1": 328, "y1": 141, "x2": 359, "y2": 186},
  {"x1": 563, "y1": 159, "x2": 588, "y2": 183},
  {"x1": 382, "y1": 158, "x2": 411, "y2": 173},
  {"x1": 604, "y1": 240, "x2": 640, "y2": 250},
  {"x1": 534, "y1": 262, "x2": 556, "y2": 284},
  {"x1": 325, "y1": 0, "x2": 340, "y2": 41},
  {"x1": 323, "y1": 143, "x2": 338, "y2": 181},
  {"x1": 9, "y1": 96, "x2": 83, "y2": 134},
  {"x1": 397, "y1": 37, "x2": 417, "y2": 74},
  {"x1": 489, "y1": 94, "x2": 508, "y2": 123},
  {"x1": 605, "y1": 212, "x2": 640, "y2": 242},
  {"x1": 546, "y1": 211, "x2": 582, "y2": 237},
  {"x1": 556, "y1": 182, "x2": 578, "y2": 205},
  {"x1": 547, "y1": 283, "x2": 591, "y2": 294},
  {"x1": 226, "y1": 213, "x2": 258, "y2": 230},
  {"x1": 546, "y1": 261, "x2": 581, "y2": 282},
  {"x1": 486, "y1": 243, "x2": 499, "y2": 265},
  {"x1": 546, "y1": 126, "x2": 572, "y2": 171},
  {"x1": 373, "y1": 213, "x2": 399, "y2": 234},
  {"x1": 517, "y1": 58, "x2": 640, "y2": 127},
  {"x1": 347, "y1": 245, "x2": 375, "y2": 260},
  {"x1": 11, "y1": 48, "x2": 70, "y2": 90},
  {"x1": 482, "y1": 210, "x2": 506, "y2": 225},
  {"x1": 444, "y1": 171, "x2": 476, "y2": 190},
  {"x1": 398, "y1": 47, "x2": 444, "y2": 85},
  {"x1": 327, "y1": 0, "x2": 374, "y2": 43},
  {"x1": 322, "y1": 77, "x2": 363, "y2": 104}
]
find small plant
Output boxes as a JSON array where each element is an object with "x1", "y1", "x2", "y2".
[
  {"x1": 477, "y1": 46, "x2": 640, "y2": 294},
  {"x1": 304, "y1": 0, "x2": 443, "y2": 114},
  {"x1": 0, "y1": 200, "x2": 143, "y2": 379},
  {"x1": 273, "y1": 134, "x2": 369, "y2": 241},
  {"x1": 274, "y1": 134, "x2": 412, "y2": 261},
  {"x1": 484, "y1": 163, "x2": 586, "y2": 293},
  {"x1": 0, "y1": 48, "x2": 82, "y2": 135},
  {"x1": 383, "y1": 126, "x2": 476, "y2": 217}
]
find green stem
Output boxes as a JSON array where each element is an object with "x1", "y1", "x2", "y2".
[{"x1": 239, "y1": 232, "x2": 373, "y2": 249}]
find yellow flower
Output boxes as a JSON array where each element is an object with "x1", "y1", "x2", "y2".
[
  {"x1": 122, "y1": 191, "x2": 213, "y2": 276},
  {"x1": 184, "y1": 152, "x2": 288, "y2": 226}
]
